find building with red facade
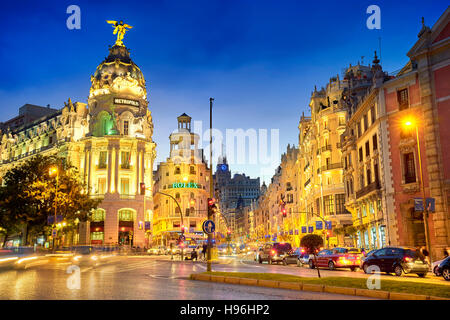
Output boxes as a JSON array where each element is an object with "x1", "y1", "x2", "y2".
[{"x1": 383, "y1": 8, "x2": 450, "y2": 260}]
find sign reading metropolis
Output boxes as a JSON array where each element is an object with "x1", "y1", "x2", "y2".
[
  {"x1": 172, "y1": 182, "x2": 199, "y2": 189},
  {"x1": 114, "y1": 98, "x2": 140, "y2": 107}
]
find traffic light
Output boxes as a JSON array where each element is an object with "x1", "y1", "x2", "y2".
[
  {"x1": 140, "y1": 182, "x2": 146, "y2": 195},
  {"x1": 281, "y1": 204, "x2": 287, "y2": 217},
  {"x1": 181, "y1": 224, "x2": 186, "y2": 233},
  {"x1": 207, "y1": 198, "x2": 217, "y2": 216}
]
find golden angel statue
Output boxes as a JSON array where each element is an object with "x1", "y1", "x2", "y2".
[{"x1": 106, "y1": 20, "x2": 133, "y2": 46}]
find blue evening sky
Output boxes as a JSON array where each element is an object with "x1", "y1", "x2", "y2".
[{"x1": 0, "y1": 1, "x2": 448, "y2": 183}]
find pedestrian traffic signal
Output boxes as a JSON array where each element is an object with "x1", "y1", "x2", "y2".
[
  {"x1": 181, "y1": 225, "x2": 186, "y2": 233},
  {"x1": 140, "y1": 182, "x2": 146, "y2": 195}
]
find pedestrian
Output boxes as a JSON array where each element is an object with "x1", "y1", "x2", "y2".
[
  {"x1": 444, "y1": 248, "x2": 449, "y2": 259},
  {"x1": 420, "y1": 246, "x2": 430, "y2": 265},
  {"x1": 191, "y1": 248, "x2": 198, "y2": 261},
  {"x1": 202, "y1": 243, "x2": 207, "y2": 261}
]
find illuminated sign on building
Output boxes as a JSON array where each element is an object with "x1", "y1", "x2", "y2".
[
  {"x1": 172, "y1": 182, "x2": 198, "y2": 189},
  {"x1": 114, "y1": 98, "x2": 140, "y2": 107}
]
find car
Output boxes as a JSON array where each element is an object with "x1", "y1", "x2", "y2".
[
  {"x1": 361, "y1": 246, "x2": 429, "y2": 277},
  {"x1": 309, "y1": 247, "x2": 362, "y2": 271},
  {"x1": 436, "y1": 256, "x2": 450, "y2": 281},
  {"x1": 432, "y1": 258, "x2": 445, "y2": 276},
  {"x1": 298, "y1": 252, "x2": 313, "y2": 267},
  {"x1": 282, "y1": 248, "x2": 304, "y2": 265},
  {"x1": 259, "y1": 242, "x2": 293, "y2": 264}
]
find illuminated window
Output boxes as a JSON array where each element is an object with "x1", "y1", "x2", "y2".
[
  {"x1": 91, "y1": 232, "x2": 104, "y2": 241},
  {"x1": 124, "y1": 120, "x2": 129, "y2": 136},
  {"x1": 119, "y1": 210, "x2": 133, "y2": 221},
  {"x1": 97, "y1": 178, "x2": 106, "y2": 194},
  {"x1": 397, "y1": 88, "x2": 409, "y2": 110},
  {"x1": 120, "y1": 178, "x2": 130, "y2": 195},
  {"x1": 91, "y1": 209, "x2": 105, "y2": 221},
  {"x1": 99, "y1": 151, "x2": 107, "y2": 169},
  {"x1": 403, "y1": 152, "x2": 416, "y2": 184},
  {"x1": 121, "y1": 152, "x2": 130, "y2": 169}
]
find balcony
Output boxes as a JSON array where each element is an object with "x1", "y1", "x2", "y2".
[
  {"x1": 320, "y1": 163, "x2": 343, "y2": 172},
  {"x1": 356, "y1": 181, "x2": 381, "y2": 199}
]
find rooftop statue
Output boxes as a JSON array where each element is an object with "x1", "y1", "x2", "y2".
[{"x1": 106, "y1": 20, "x2": 133, "y2": 46}]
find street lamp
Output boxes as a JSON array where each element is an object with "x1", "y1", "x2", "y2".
[
  {"x1": 403, "y1": 118, "x2": 432, "y2": 263},
  {"x1": 49, "y1": 166, "x2": 59, "y2": 252}
]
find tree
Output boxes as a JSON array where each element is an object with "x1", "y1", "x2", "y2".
[
  {"x1": 300, "y1": 234, "x2": 324, "y2": 278},
  {"x1": 0, "y1": 155, "x2": 101, "y2": 246}
]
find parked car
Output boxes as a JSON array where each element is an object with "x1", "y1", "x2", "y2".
[
  {"x1": 298, "y1": 252, "x2": 313, "y2": 267},
  {"x1": 432, "y1": 258, "x2": 445, "y2": 276},
  {"x1": 308, "y1": 247, "x2": 362, "y2": 271},
  {"x1": 282, "y1": 248, "x2": 303, "y2": 265},
  {"x1": 361, "y1": 246, "x2": 429, "y2": 277},
  {"x1": 436, "y1": 256, "x2": 450, "y2": 281},
  {"x1": 259, "y1": 242, "x2": 293, "y2": 264}
]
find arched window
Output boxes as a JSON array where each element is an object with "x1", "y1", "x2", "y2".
[
  {"x1": 174, "y1": 167, "x2": 181, "y2": 175},
  {"x1": 118, "y1": 209, "x2": 134, "y2": 221},
  {"x1": 91, "y1": 209, "x2": 105, "y2": 222}
]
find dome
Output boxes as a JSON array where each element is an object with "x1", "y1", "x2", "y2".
[{"x1": 89, "y1": 45, "x2": 147, "y2": 100}]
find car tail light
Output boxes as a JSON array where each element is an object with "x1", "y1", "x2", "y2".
[
  {"x1": 271, "y1": 250, "x2": 276, "y2": 255},
  {"x1": 404, "y1": 256, "x2": 412, "y2": 262}
]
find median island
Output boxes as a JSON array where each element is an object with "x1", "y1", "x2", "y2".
[{"x1": 191, "y1": 272, "x2": 450, "y2": 300}]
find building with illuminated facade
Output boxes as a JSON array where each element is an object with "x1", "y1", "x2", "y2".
[
  {"x1": 0, "y1": 37, "x2": 156, "y2": 247},
  {"x1": 152, "y1": 114, "x2": 210, "y2": 246}
]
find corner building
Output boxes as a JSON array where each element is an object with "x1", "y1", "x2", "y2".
[
  {"x1": 0, "y1": 42, "x2": 156, "y2": 247},
  {"x1": 153, "y1": 114, "x2": 210, "y2": 246}
]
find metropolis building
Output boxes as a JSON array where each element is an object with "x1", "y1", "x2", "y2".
[{"x1": 0, "y1": 34, "x2": 156, "y2": 247}]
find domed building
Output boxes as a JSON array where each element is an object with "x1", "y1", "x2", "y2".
[{"x1": 0, "y1": 31, "x2": 156, "y2": 248}]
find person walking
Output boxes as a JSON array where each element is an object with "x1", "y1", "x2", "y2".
[{"x1": 202, "y1": 243, "x2": 207, "y2": 261}]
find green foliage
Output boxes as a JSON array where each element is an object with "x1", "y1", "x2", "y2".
[
  {"x1": 0, "y1": 154, "x2": 101, "y2": 245},
  {"x1": 300, "y1": 234, "x2": 323, "y2": 254}
]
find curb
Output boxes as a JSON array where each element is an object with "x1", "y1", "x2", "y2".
[{"x1": 190, "y1": 274, "x2": 449, "y2": 300}]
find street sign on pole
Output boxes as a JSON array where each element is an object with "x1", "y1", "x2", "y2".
[
  {"x1": 316, "y1": 221, "x2": 323, "y2": 230},
  {"x1": 52, "y1": 229, "x2": 57, "y2": 237},
  {"x1": 202, "y1": 220, "x2": 215, "y2": 234},
  {"x1": 414, "y1": 198, "x2": 424, "y2": 212}
]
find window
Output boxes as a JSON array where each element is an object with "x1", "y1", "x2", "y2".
[
  {"x1": 357, "y1": 122, "x2": 362, "y2": 137},
  {"x1": 324, "y1": 195, "x2": 334, "y2": 215},
  {"x1": 185, "y1": 208, "x2": 190, "y2": 217},
  {"x1": 365, "y1": 141, "x2": 370, "y2": 157},
  {"x1": 174, "y1": 167, "x2": 181, "y2": 175},
  {"x1": 372, "y1": 134, "x2": 378, "y2": 151},
  {"x1": 91, "y1": 232, "x2": 104, "y2": 241},
  {"x1": 121, "y1": 151, "x2": 130, "y2": 169},
  {"x1": 120, "y1": 178, "x2": 130, "y2": 195},
  {"x1": 362, "y1": 205, "x2": 367, "y2": 217},
  {"x1": 374, "y1": 163, "x2": 379, "y2": 183},
  {"x1": 363, "y1": 114, "x2": 368, "y2": 132},
  {"x1": 123, "y1": 120, "x2": 129, "y2": 136},
  {"x1": 99, "y1": 151, "x2": 107, "y2": 169},
  {"x1": 370, "y1": 106, "x2": 376, "y2": 124},
  {"x1": 119, "y1": 210, "x2": 133, "y2": 221},
  {"x1": 335, "y1": 194, "x2": 347, "y2": 215},
  {"x1": 404, "y1": 152, "x2": 416, "y2": 184},
  {"x1": 367, "y1": 169, "x2": 371, "y2": 184},
  {"x1": 91, "y1": 209, "x2": 105, "y2": 221},
  {"x1": 359, "y1": 147, "x2": 363, "y2": 162},
  {"x1": 97, "y1": 178, "x2": 106, "y2": 194},
  {"x1": 397, "y1": 88, "x2": 409, "y2": 110}
]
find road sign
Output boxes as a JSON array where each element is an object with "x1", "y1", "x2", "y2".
[
  {"x1": 414, "y1": 198, "x2": 424, "y2": 212},
  {"x1": 316, "y1": 221, "x2": 323, "y2": 230},
  {"x1": 52, "y1": 229, "x2": 57, "y2": 237},
  {"x1": 301, "y1": 226, "x2": 307, "y2": 234},
  {"x1": 202, "y1": 220, "x2": 215, "y2": 234},
  {"x1": 308, "y1": 226, "x2": 314, "y2": 233},
  {"x1": 325, "y1": 221, "x2": 332, "y2": 230}
]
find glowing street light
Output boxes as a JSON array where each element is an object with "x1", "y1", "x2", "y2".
[
  {"x1": 402, "y1": 117, "x2": 432, "y2": 263},
  {"x1": 49, "y1": 165, "x2": 59, "y2": 253}
]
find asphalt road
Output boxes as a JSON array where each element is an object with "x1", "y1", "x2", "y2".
[{"x1": 0, "y1": 255, "x2": 373, "y2": 300}]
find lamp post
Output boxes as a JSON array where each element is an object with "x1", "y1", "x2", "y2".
[
  {"x1": 403, "y1": 119, "x2": 432, "y2": 263},
  {"x1": 207, "y1": 97, "x2": 214, "y2": 272},
  {"x1": 49, "y1": 166, "x2": 59, "y2": 253}
]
